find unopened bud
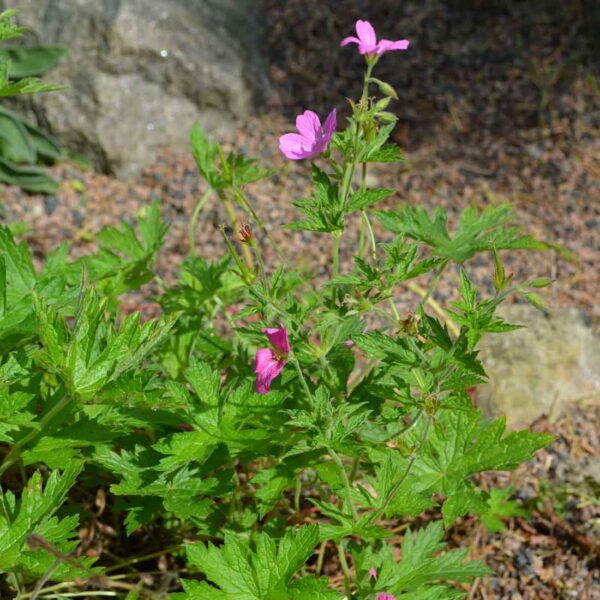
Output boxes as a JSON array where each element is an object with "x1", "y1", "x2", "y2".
[
  {"x1": 368, "y1": 77, "x2": 399, "y2": 99},
  {"x1": 378, "y1": 111, "x2": 398, "y2": 123}
]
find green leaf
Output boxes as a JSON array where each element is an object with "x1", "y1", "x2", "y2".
[
  {"x1": 175, "y1": 526, "x2": 324, "y2": 599},
  {"x1": 0, "y1": 156, "x2": 58, "y2": 192},
  {"x1": 70, "y1": 200, "x2": 167, "y2": 295},
  {"x1": 288, "y1": 165, "x2": 343, "y2": 234},
  {"x1": 190, "y1": 122, "x2": 225, "y2": 190},
  {"x1": 0, "y1": 46, "x2": 68, "y2": 78},
  {"x1": 366, "y1": 143, "x2": 404, "y2": 163},
  {"x1": 0, "y1": 10, "x2": 28, "y2": 43},
  {"x1": 23, "y1": 120, "x2": 61, "y2": 162},
  {"x1": 480, "y1": 486, "x2": 526, "y2": 533},
  {"x1": 376, "y1": 204, "x2": 547, "y2": 263},
  {"x1": 358, "y1": 122, "x2": 395, "y2": 162},
  {"x1": 410, "y1": 412, "x2": 553, "y2": 510},
  {"x1": 346, "y1": 188, "x2": 394, "y2": 212},
  {"x1": 0, "y1": 225, "x2": 36, "y2": 305},
  {"x1": 376, "y1": 522, "x2": 490, "y2": 594},
  {"x1": 0, "y1": 106, "x2": 35, "y2": 163},
  {"x1": 0, "y1": 76, "x2": 63, "y2": 96},
  {"x1": 0, "y1": 463, "x2": 83, "y2": 572}
]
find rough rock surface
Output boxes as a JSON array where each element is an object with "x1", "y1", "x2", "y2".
[
  {"x1": 478, "y1": 304, "x2": 600, "y2": 429},
  {"x1": 2, "y1": 0, "x2": 268, "y2": 178}
]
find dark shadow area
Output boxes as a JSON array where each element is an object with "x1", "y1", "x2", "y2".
[{"x1": 261, "y1": 0, "x2": 599, "y2": 151}]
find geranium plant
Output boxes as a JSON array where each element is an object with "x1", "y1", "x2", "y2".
[{"x1": 0, "y1": 18, "x2": 554, "y2": 600}]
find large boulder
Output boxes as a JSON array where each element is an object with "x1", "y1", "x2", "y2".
[
  {"x1": 2, "y1": 0, "x2": 268, "y2": 178},
  {"x1": 478, "y1": 305, "x2": 600, "y2": 429}
]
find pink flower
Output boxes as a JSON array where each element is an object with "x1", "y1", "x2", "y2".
[
  {"x1": 255, "y1": 324, "x2": 290, "y2": 394},
  {"x1": 341, "y1": 20, "x2": 409, "y2": 56},
  {"x1": 369, "y1": 566, "x2": 378, "y2": 580},
  {"x1": 279, "y1": 109, "x2": 337, "y2": 160},
  {"x1": 377, "y1": 594, "x2": 397, "y2": 600}
]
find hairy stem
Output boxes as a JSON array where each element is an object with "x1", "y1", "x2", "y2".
[
  {"x1": 363, "y1": 209, "x2": 378, "y2": 263},
  {"x1": 418, "y1": 260, "x2": 449, "y2": 309},
  {"x1": 329, "y1": 447, "x2": 358, "y2": 521},
  {"x1": 188, "y1": 188, "x2": 212, "y2": 256},
  {"x1": 332, "y1": 231, "x2": 341, "y2": 278},
  {"x1": 289, "y1": 353, "x2": 313, "y2": 404},
  {"x1": 337, "y1": 541, "x2": 353, "y2": 599}
]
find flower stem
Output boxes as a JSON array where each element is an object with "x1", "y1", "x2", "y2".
[
  {"x1": 332, "y1": 231, "x2": 341, "y2": 278},
  {"x1": 418, "y1": 260, "x2": 448, "y2": 309},
  {"x1": 188, "y1": 188, "x2": 212, "y2": 256},
  {"x1": 289, "y1": 353, "x2": 313, "y2": 404},
  {"x1": 362, "y1": 63, "x2": 374, "y2": 101},
  {"x1": 315, "y1": 541, "x2": 328, "y2": 576},
  {"x1": 328, "y1": 447, "x2": 358, "y2": 521},
  {"x1": 337, "y1": 541, "x2": 353, "y2": 599},
  {"x1": 363, "y1": 209, "x2": 377, "y2": 263}
]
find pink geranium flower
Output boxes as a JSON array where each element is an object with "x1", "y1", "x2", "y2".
[
  {"x1": 255, "y1": 324, "x2": 290, "y2": 394},
  {"x1": 341, "y1": 20, "x2": 409, "y2": 56},
  {"x1": 377, "y1": 594, "x2": 397, "y2": 600},
  {"x1": 279, "y1": 109, "x2": 337, "y2": 160}
]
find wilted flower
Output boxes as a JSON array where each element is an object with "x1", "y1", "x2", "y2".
[
  {"x1": 369, "y1": 566, "x2": 378, "y2": 580},
  {"x1": 341, "y1": 19, "x2": 409, "y2": 56},
  {"x1": 239, "y1": 223, "x2": 255, "y2": 245},
  {"x1": 255, "y1": 324, "x2": 290, "y2": 394},
  {"x1": 279, "y1": 109, "x2": 337, "y2": 160}
]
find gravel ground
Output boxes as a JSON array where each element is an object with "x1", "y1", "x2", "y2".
[{"x1": 0, "y1": 1, "x2": 598, "y2": 596}]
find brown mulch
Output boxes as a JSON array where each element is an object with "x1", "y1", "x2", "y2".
[{"x1": 0, "y1": 1, "x2": 598, "y2": 597}]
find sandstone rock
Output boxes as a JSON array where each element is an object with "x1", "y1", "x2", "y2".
[
  {"x1": 477, "y1": 304, "x2": 600, "y2": 429},
  {"x1": 2, "y1": 0, "x2": 268, "y2": 178}
]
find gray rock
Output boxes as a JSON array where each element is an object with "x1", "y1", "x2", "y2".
[
  {"x1": 478, "y1": 305, "x2": 600, "y2": 429},
  {"x1": 2, "y1": 0, "x2": 268, "y2": 178}
]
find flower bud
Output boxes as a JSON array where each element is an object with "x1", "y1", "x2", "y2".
[{"x1": 368, "y1": 77, "x2": 399, "y2": 99}]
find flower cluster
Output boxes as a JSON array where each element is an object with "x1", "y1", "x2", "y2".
[
  {"x1": 262, "y1": 20, "x2": 410, "y2": 393},
  {"x1": 277, "y1": 19, "x2": 409, "y2": 163}
]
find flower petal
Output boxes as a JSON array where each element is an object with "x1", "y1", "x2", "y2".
[
  {"x1": 356, "y1": 19, "x2": 377, "y2": 45},
  {"x1": 279, "y1": 133, "x2": 312, "y2": 160},
  {"x1": 296, "y1": 110, "x2": 321, "y2": 143},
  {"x1": 340, "y1": 35, "x2": 361, "y2": 47},
  {"x1": 322, "y1": 108, "x2": 337, "y2": 140},
  {"x1": 376, "y1": 39, "x2": 410, "y2": 55},
  {"x1": 358, "y1": 42, "x2": 379, "y2": 55},
  {"x1": 263, "y1": 325, "x2": 290, "y2": 354},
  {"x1": 254, "y1": 348, "x2": 285, "y2": 394}
]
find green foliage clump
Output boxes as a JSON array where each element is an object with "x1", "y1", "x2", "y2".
[
  {"x1": 0, "y1": 9, "x2": 66, "y2": 193},
  {"x1": 0, "y1": 15, "x2": 557, "y2": 600}
]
